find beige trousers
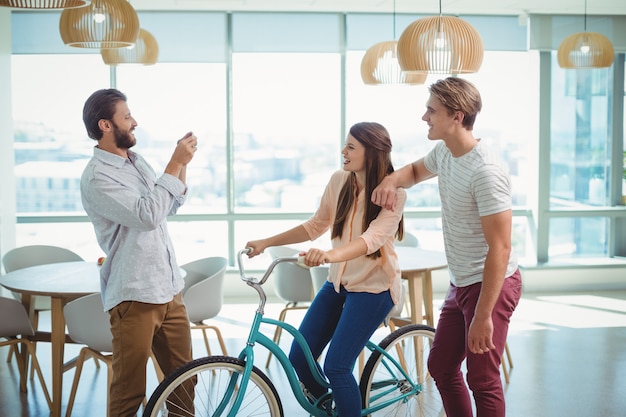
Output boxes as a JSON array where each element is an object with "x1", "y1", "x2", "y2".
[{"x1": 108, "y1": 293, "x2": 193, "y2": 417}]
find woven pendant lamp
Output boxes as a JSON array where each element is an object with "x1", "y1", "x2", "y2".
[
  {"x1": 59, "y1": 0, "x2": 139, "y2": 49},
  {"x1": 557, "y1": 0, "x2": 614, "y2": 69},
  {"x1": 0, "y1": 0, "x2": 89, "y2": 8},
  {"x1": 361, "y1": 41, "x2": 427, "y2": 85},
  {"x1": 101, "y1": 28, "x2": 158, "y2": 65},
  {"x1": 397, "y1": 0, "x2": 483, "y2": 74},
  {"x1": 360, "y1": 0, "x2": 426, "y2": 85}
]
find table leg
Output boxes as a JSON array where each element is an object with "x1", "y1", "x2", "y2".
[
  {"x1": 405, "y1": 272, "x2": 424, "y2": 324},
  {"x1": 422, "y1": 271, "x2": 435, "y2": 328},
  {"x1": 17, "y1": 294, "x2": 33, "y2": 392},
  {"x1": 50, "y1": 297, "x2": 66, "y2": 417}
]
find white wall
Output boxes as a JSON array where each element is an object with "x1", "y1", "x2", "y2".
[{"x1": 0, "y1": 8, "x2": 17, "y2": 289}]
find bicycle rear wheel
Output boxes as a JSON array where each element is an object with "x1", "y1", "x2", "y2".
[
  {"x1": 359, "y1": 324, "x2": 444, "y2": 417},
  {"x1": 143, "y1": 355, "x2": 284, "y2": 417}
]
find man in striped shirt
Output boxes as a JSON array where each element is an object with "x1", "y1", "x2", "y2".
[{"x1": 372, "y1": 77, "x2": 522, "y2": 417}]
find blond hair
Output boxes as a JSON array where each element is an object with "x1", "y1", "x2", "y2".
[{"x1": 429, "y1": 77, "x2": 482, "y2": 130}]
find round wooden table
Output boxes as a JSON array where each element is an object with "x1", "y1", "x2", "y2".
[
  {"x1": 0, "y1": 261, "x2": 101, "y2": 417},
  {"x1": 394, "y1": 246, "x2": 448, "y2": 328}
]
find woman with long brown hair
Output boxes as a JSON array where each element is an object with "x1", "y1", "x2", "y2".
[{"x1": 246, "y1": 121, "x2": 405, "y2": 417}]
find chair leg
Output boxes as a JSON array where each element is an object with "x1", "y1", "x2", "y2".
[
  {"x1": 28, "y1": 344, "x2": 35, "y2": 380},
  {"x1": 24, "y1": 341, "x2": 52, "y2": 410},
  {"x1": 106, "y1": 361, "x2": 114, "y2": 417},
  {"x1": 7, "y1": 344, "x2": 16, "y2": 362},
  {"x1": 191, "y1": 322, "x2": 229, "y2": 358},
  {"x1": 501, "y1": 341, "x2": 512, "y2": 384},
  {"x1": 14, "y1": 342, "x2": 29, "y2": 393},
  {"x1": 150, "y1": 353, "x2": 165, "y2": 382},
  {"x1": 500, "y1": 354, "x2": 510, "y2": 384},
  {"x1": 202, "y1": 326, "x2": 229, "y2": 356},
  {"x1": 265, "y1": 303, "x2": 291, "y2": 368},
  {"x1": 504, "y1": 342, "x2": 513, "y2": 369},
  {"x1": 213, "y1": 327, "x2": 228, "y2": 356},
  {"x1": 200, "y1": 328, "x2": 214, "y2": 357},
  {"x1": 358, "y1": 321, "x2": 394, "y2": 377},
  {"x1": 265, "y1": 302, "x2": 311, "y2": 368},
  {"x1": 65, "y1": 348, "x2": 90, "y2": 417},
  {"x1": 358, "y1": 349, "x2": 369, "y2": 376}
]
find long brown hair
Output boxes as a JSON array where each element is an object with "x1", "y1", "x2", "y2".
[{"x1": 331, "y1": 122, "x2": 404, "y2": 259}]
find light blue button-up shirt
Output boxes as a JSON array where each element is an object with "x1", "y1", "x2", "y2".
[{"x1": 80, "y1": 146, "x2": 186, "y2": 311}]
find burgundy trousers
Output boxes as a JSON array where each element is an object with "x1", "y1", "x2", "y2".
[{"x1": 427, "y1": 269, "x2": 522, "y2": 417}]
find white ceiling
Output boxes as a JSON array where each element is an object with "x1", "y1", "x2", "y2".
[{"x1": 130, "y1": 0, "x2": 626, "y2": 17}]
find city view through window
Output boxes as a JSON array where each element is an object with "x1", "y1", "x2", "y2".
[{"x1": 11, "y1": 48, "x2": 624, "y2": 266}]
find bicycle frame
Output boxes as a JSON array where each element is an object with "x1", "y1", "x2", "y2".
[{"x1": 226, "y1": 249, "x2": 424, "y2": 417}]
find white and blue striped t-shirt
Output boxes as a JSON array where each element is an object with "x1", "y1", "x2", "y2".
[{"x1": 424, "y1": 140, "x2": 518, "y2": 287}]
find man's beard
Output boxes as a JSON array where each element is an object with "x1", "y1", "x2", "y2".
[{"x1": 112, "y1": 122, "x2": 136, "y2": 149}]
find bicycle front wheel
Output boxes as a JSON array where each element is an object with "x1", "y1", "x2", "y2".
[
  {"x1": 143, "y1": 355, "x2": 284, "y2": 417},
  {"x1": 360, "y1": 324, "x2": 444, "y2": 417}
]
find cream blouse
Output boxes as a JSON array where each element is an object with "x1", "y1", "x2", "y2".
[{"x1": 302, "y1": 170, "x2": 406, "y2": 304}]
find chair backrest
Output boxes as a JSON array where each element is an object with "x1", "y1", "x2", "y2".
[
  {"x1": 268, "y1": 246, "x2": 313, "y2": 303},
  {"x1": 395, "y1": 232, "x2": 419, "y2": 248},
  {"x1": 0, "y1": 296, "x2": 35, "y2": 339},
  {"x1": 180, "y1": 257, "x2": 228, "y2": 323},
  {"x1": 2, "y1": 245, "x2": 84, "y2": 273},
  {"x1": 310, "y1": 265, "x2": 329, "y2": 294},
  {"x1": 63, "y1": 293, "x2": 112, "y2": 353}
]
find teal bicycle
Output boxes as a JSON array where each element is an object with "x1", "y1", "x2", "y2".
[{"x1": 143, "y1": 248, "x2": 443, "y2": 417}]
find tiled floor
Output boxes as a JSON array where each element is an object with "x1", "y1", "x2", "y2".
[{"x1": 2, "y1": 290, "x2": 626, "y2": 417}]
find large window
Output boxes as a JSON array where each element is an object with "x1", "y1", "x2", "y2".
[
  {"x1": 12, "y1": 54, "x2": 108, "y2": 215},
  {"x1": 546, "y1": 53, "x2": 618, "y2": 259},
  {"x1": 345, "y1": 50, "x2": 540, "y2": 258},
  {"x1": 7, "y1": 11, "x2": 626, "y2": 268},
  {"x1": 550, "y1": 65, "x2": 612, "y2": 207},
  {"x1": 115, "y1": 63, "x2": 228, "y2": 214},
  {"x1": 231, "y1": 53, "x2": 341, "y2": 213}
]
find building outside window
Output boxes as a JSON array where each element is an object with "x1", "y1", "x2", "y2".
[{"x1": 8, "y1": 11, "x2": 626, "y2": 267}]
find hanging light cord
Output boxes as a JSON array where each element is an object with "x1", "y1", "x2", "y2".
[
  {"x1": 392, "y1": 0, "x2": 396, "y2": 39},
  {"x1": 437, "y1": 0, "x2": 443, "y2": 34},
  {"x1": 584, "y1": 0, "x2": 587, "y2": 31}
]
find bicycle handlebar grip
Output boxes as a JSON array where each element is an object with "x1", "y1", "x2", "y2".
[{"x1": 296, "y1": 255, "x2": 311, "y2": 269}]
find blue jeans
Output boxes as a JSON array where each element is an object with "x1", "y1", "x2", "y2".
[{"x1": 288, "y1": 281, "x2": 393, "y2": 417}]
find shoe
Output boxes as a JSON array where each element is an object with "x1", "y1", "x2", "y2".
[
  {"x1": 318, "y1": 394, "x2": 335, "y2": 416},
  {"x1": 299, "y1": 381, "x2": 318, "y2": 405},
  {"x1": 299, "y1": 381, "x2": 334, "y2": 415}
]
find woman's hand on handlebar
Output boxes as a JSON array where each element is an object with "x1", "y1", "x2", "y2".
[
  {"x1": 299, "y1": 248, "x2": 330, "y2": 267},
  {"x1": 245, "y1": 240, "x2": 267, "y2": 257}
]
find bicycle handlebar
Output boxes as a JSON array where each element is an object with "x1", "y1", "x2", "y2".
[{"x1": 236, "y1": 247, "x2": 308, "y2": 287}]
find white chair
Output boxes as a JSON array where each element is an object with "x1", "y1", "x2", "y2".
[
  {"x1": 180, "y1": 256, "x2": 229, "y2": 357},
  {"x1": 2, "y1": 245, "x2": 84, "y2": 378},
  {"x1": 63, "y1": 293, "x2": 163, "y2": 417},
  {"x1": 0, "y1": 296, "x2": 52, "y2": 410},
  {"x1": 265, "y1": 246, "x2": 314, "y2": 367},
  {"x1": 310, "y1": 265, "x2": 329, "y2": 294},
  {"x1": 395, "y1": 231, "x2": 419, "y2": 247}
]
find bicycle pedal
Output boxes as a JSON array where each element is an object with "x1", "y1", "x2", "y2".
[
  {"x1": 300, "y1": 382, "x2": 320, "y2": 405},
  {"x1": 317, "y1": 393, "x2": 335, "y2": 416}
]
